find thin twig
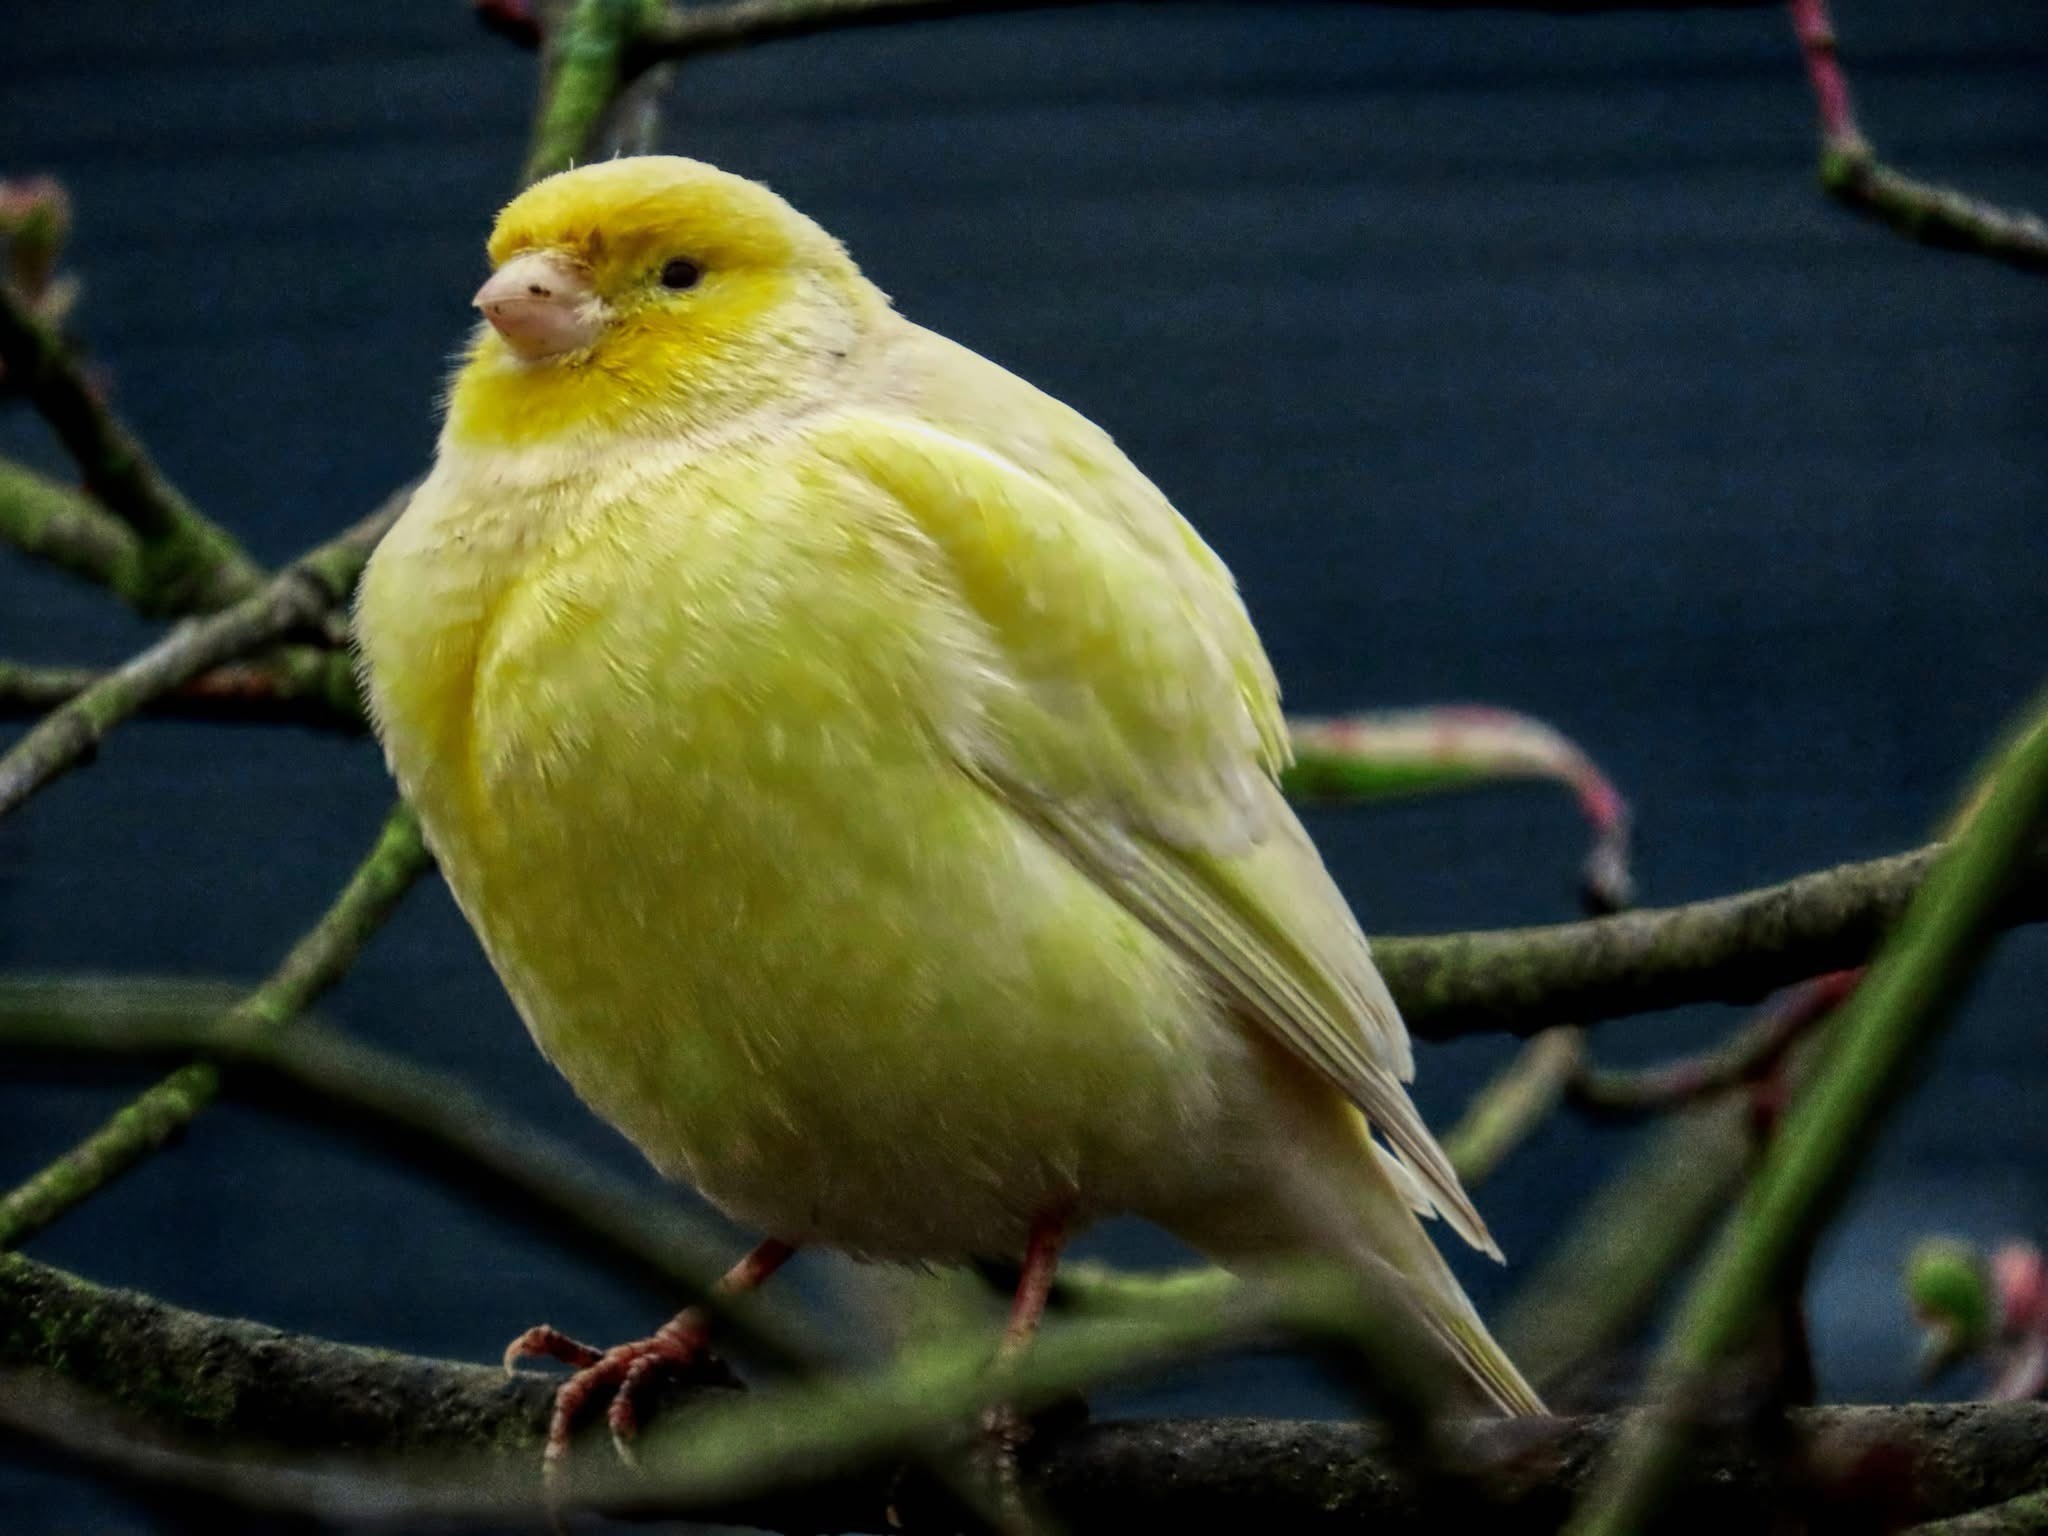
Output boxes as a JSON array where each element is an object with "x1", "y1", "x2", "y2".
[
  {"x1": 0, "y1": 808, "x2": 430, "y2": 1250},
  {"x1": 1788, "y1": 0, "x2": 2048, "y2": 275},
  {"x1": 0, "y1": 654, "x2": 365, "y2": 730},
  {"x1": 1567, "y1": 970, "x2": 1858, "y2": 1119},
  {"x1": 1286, "y1": 705, "x2": 1633, "y2": 911},
  {"x1": 1568, "y1": 695, "x2": 2048, "y2": 1535},
  {"x1": 0, "y1": 499, "x2": 396, "y2": 822},
  {"x1": 0, "y1": 281, "x2": 264, "y2": 613}
]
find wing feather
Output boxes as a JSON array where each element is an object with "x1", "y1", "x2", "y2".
[{"x1": 813, "y1": 406, "x2": 1495, "y2": 1258}]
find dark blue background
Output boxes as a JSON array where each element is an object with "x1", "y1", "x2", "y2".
[{"x1": 3, "y1": 2, "x2": 2043, "y2": 1528}]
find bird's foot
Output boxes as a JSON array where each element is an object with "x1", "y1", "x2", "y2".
[{"x1": 505, "y1": 1309, "x2": 734, "y2": 1491}]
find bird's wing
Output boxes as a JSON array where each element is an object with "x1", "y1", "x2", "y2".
[{"x1": 813, "y1": 411, "x2": 1495, "y2": 1257}]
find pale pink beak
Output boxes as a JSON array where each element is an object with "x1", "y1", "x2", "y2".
[{"x1": 473, "y1": 251, "x2": 602, "y2": 362}]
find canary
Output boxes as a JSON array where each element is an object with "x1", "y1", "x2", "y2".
[{"x1": 354, "y1": 156, "x2": 1542, "y2": 1464}]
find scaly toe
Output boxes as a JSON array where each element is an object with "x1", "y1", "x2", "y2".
[{"x1": 504, "y1": 1323, "x2": 604, "y2": 1376}]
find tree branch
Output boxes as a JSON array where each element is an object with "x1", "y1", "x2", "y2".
[
  {"x1": 0, "y1": 808, "x2": 430, "y2": 1249},
  {"x1": 0, "y1": 455, "x2": 143, "y2": 603},
  {"x1": 0, "y1": 979, "x2": 836, "y2": 1371},
  {"x1": 3, "y1": 1249, "x2": 2046, "y2": 1534},
  {"x1": 0, "y1": 651, "x2": 364, "y2": 729},
  {"x1": 0, "y1": 281, "x2": 264, "y2": 614},
  {"x1": 1377, "y1": 836, "x2": 2048, "y2": 1040},
  {"x1": 1569, "y1": 697, "x2": 2048, "y2": 1534},
  {"x1": 0, "y1": 497, "x2": 397, "y2": 822},
  {"x1": 1568, "y1": 970, "x2": 1857, "y2": 1118},
  {"x1": 1788, "y1": 0, "x2": 2048, "y2": 276},
  {"x1": 523, "y1": 0, "x2": 669, "y2": 185}
]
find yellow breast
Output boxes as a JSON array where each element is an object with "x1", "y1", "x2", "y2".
[{"x1": 354, "y1": 429, "x2": 1229, "y2": 1261}]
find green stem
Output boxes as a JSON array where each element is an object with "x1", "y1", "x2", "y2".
[
  {"x1": 0, "y1": 808, "x2": 430, "y2": 1250},
  {"x1": 522, "y1": 0, "x2": 667, "y2": 185},
  {"x1": 0, "y1": 284, "x2": 263, "y2": 614},
  {"x1": 1567, "y1": 694, "x2": 2048, "y2": 1536}
]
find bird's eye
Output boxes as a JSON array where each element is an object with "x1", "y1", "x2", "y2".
[{"x1": 659, "y1": 257, "x2": 703, "y2": 291}]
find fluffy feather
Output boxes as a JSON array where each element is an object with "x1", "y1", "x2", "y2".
[{"x1": 355, "y1": 156, "x2": 1540, "y2": 1416}]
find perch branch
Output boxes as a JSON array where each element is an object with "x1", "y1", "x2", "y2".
[
  {"x1": 1788, "y1": 0, "x2": 2048, "y2": 275},
  {"x1": 0, "y1": 808, "x2": 429, "y2": 1250},
  {"x1": 1376, "y1": 834, "x2": 2048, "y2": 1040},
  {"x1": 1569, "y1": 697, "x2": 2048, "y2": 1535},
  {"x1": 0, "y1": 280, "x2": 263, "y2": 614},
  {"x1": 3, "y1": 1251, "x2": 2047, "y2": 1533},
  {"x1": 0, "y1": 498, "x2": 396, "y2": 822}
]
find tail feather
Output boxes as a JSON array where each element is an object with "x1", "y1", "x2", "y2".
[{"x1": 1420, "y1": 1281, "x2": 1547, "y2": 1417}]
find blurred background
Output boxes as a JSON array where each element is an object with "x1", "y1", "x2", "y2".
[{"x1": 2, "y1": 1, "x2": 2043, "y2": 1527}]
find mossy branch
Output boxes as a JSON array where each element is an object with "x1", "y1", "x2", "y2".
[
  {"x1": 522, "y1": 0, "x2": 671, "y2": 185},
  {"x1": 0, "y1": 282, "x2": 263, "y2": 614},
  {"x1": 1376, "y1": 837, "x2": 2048, "y2": 1040},
  {"x1": 4, "y1": 1249, "x2": 2048, "y2": 1533},
  {"x1": 0, "y1": 808, "x2": 431, "y2": 1250},
  {"x1": 1568, "y1": 696, "x2": 2048, "y2": 1535},
  {"x1": 0, "y1": 455, "x2": 143, "y2": 603},
  {"x1": 0, "y1": 498, "x2": 397, "y2": 823}
]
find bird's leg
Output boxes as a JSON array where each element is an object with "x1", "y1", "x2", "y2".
[
  {"x1": 506, "y1": 1236, "x2": 797, "y2": 1489},
  {"x1": 981, "y1": 1204, "x2": 1069, "y2": 1498}
]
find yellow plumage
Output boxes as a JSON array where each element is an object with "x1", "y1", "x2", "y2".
[{"x1": 355, "y1": 156, "x2": 1540, "y2": 1416}]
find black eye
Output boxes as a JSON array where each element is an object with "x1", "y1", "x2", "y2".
[{"x1": 659, "y1": 257, "x2": 703, "y2": 291}]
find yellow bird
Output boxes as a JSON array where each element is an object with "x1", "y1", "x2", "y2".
[{"x1": 354, "y1": 155, "x2": 1543, "y2": 1467}]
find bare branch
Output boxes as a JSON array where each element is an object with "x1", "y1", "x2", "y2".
[
  {"x1": 1569, "y1": 698, "x2": 2048, "y2": 1534},
  {"x1": 0, "y1": 280, "x2": 263, "y2": 613},
  {"x1": 523, "y1": 0, "x2": 671, "y2": 186},
  {"x1": 0, "y1": 653, "x2": 365, "y2": 730},
  {"x1": 1377, "y1": 836, "x2": 2048, "y2": 1041},
  {"x1": 0, "y1": 455, "x2": 142, "y2": 602},
  {"x1": 4, "y1": 1250, "x2": 2047, "y2": 1533},
  {"x1": 1788, "y1": 0, "x2": 2048, "y2": 276},
  {"x1": 1286, "y1": 706, "x2": 1633, "y2": 911},
  {"x1": 0, "y1": 979, "x2": 835, "y2": 1371},
  {"x1": 0, "y1": 498, "x2": 396, "y2": 822},
  {"x1": 1569, "y1": 970, "x2": 1856, "y2": 1118},
  {"x1": 0, "y1": 808, "x2": 430, "y2": 1249}
]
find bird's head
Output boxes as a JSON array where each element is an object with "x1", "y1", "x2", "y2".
[{"x1": 445, "y1": 156, "x2": 885, "y2": 447}]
